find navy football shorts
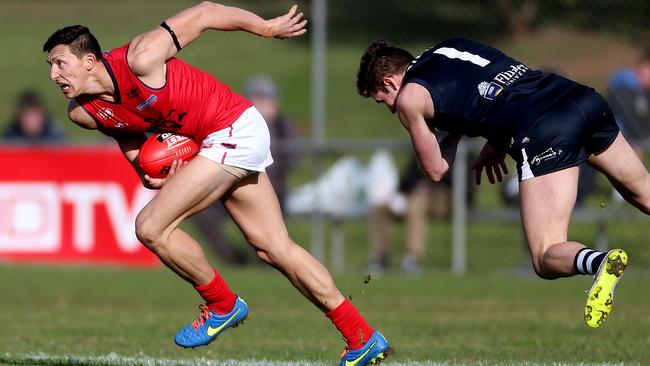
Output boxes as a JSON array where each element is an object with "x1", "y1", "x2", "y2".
[{"x1": 508, "y1": 85, "x2": 619, "y2": 181}]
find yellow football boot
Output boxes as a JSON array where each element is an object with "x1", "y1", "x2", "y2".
[{"x1": 584, "y1": 249, "x2": 628, "y2": 328}]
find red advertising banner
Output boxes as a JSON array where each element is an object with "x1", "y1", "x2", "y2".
[{"x1": 0, "y1": 145, "x2": 159, "y2": 266}]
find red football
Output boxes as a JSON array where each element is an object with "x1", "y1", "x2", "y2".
[{"x1": 138, "y1": 133, "x2": 199, "y2": 178}]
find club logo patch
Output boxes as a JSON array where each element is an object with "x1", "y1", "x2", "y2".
[{"x1": 478, "y1": 81, "x2": 504, "y2": 100}]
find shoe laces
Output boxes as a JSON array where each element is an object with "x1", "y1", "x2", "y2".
[
  {"x1": 339, "y1": 346, "x2": 349, "y2": 359},
  {"x1": 191, "y1": 304, "x2": 212, "y2": 330}
]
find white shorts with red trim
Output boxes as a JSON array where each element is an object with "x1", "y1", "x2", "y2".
[{"x1": 198, "y1": 106, "x2": 273, "y2": 173}]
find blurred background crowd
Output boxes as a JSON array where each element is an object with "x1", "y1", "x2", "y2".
[{"x1": 1, "y1": 0, "x2": 649, "y2": 276}]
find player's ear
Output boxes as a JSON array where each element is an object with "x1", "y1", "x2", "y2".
[
  {"x1": 84, "y1": 53, "x2": 98, "y2": 71},
  {"x1": 383, "y1": 75, "x2": 398, "y2": 91}
]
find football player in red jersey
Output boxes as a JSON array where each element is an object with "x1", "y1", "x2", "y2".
[{"x1": 43, "y1": 3, "x2": 391, "y2": 364}]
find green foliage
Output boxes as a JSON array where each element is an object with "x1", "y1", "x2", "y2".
[{"x1": 1, "y1": 0, "x2": 645, "y2": 143}]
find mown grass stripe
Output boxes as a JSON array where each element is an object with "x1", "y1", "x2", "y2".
[{"x1": 0, "y1": 353, "x2": 631, "y2": 366}]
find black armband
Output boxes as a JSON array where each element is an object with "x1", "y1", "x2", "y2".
[{"x1": 160, "y1": 21, "x2": 182, "y2": 52}]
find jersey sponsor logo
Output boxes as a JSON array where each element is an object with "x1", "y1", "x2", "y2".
[
  {"x1": 531, "y1": 147, "x2": 562, "y2": 166},
  {"x1": 136, "y1": 95, "x2": 158, "y2": 111},
  {"x1": 145, "y1": 109, "x2": 186, "y2": 132},
  {"x1": 478, "y1": 63, "x2": 529, "y2": 100},
  {"x1": 97, "y1": 107, "x2": 114, "y2": 120},
  {"x1": 494, "y1": 64, "x2": 529, "y2": 86}
]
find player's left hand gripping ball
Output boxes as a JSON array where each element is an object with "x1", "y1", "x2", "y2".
[{"x1": 138, "y1": 133, "x2": 199, "y2": 178}]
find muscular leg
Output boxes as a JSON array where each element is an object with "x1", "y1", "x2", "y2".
[
  {"x1": 135, "y1": 156, "x2": 239, "y2": 285},
  {"x1": 223, "y1": 172, "x2": 345, "y2": 312},
  {"x1": 588, "y1": 132, "x2": 650, "y2": 214},
  {"x1": 405, "y1": 184, "x2": 430, "y2": 259},
  {"x1": 519, "y1": 166, "x2": 586, "y2": 279}
]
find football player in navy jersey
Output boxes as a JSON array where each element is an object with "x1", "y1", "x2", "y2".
[{"x1": 357, "y1": 38, "x2": 650, "y2": 328}]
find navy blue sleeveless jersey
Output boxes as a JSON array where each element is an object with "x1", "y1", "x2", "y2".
[{"x1": 403, "y1": 38, "x2": 579, "y2": 146}]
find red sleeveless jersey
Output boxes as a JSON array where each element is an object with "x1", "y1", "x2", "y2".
[{"x1": 76, "y1": 44, "x2": 252, "y2": 142}]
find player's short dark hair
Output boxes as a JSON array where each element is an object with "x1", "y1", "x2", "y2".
[
  {"x1": 43, "y1": 25, "x2": 102, "y2": 59},
  {"x1": 357, "y1": 40, "x2": 414, "y2": 97},
  {"x1": 16, "y1": 90, "x2": 44, "y2": 111}
]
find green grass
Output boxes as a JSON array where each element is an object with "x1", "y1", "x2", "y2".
[{"x1": 1, "y1": 263, "x2": 649, "y2": 365}]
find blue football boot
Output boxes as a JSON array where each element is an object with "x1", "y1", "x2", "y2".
[
  {"x1": 174, "y1": 296, "x2": 248, "y2": 348},
  {"x1": 339, "y1": 330, "x2": 393, "y2": 366}
]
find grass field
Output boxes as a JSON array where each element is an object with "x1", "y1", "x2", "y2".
[{"x1": 1, "y1": 263, "x2": 649, "y2": 365}]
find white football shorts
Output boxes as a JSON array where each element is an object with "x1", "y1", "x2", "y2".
[{"x1": 198, "y1": 106, "x2": 273, "y2": 177}]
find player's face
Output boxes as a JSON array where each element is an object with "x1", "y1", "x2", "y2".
[
  {"x1": 373, "y1": 88, "x2": 398, "y2": 114},
  {"x1": 372, "y1": 74, "x2": 402, "y2": 114},
  {"x1": 47, "y1": 45, "x2": 89, "y2": 99}
]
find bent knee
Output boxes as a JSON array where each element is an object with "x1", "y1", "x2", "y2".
[
  {"x1": 251, "y1": 236, "x2": 294, "y2": 267},
  {"x1": 530, "y1": 252, "x2": 563, "y2": 280},
  {"x1": 531, "y1": 262, "x2": 560, "y2": 280},
  {"x1": 135, "y1": 213, "x2": 165, "y2": 250}
]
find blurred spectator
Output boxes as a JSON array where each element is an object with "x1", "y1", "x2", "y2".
[
  {"x1": 367, "y1": 152, "x2": 475, "y2": 276},
  {"x1": 606, "y1": 48, "x2": 650, "y2": 149},
  {"x1": 2, "y1": 90, "x2": 65, "y2": 144},
  {"x1": 245, "y1": 75, "x2": 301, "y2": 206},
  {"x1": 193, "y1": 75, "x2": 300, "y2": 265}
]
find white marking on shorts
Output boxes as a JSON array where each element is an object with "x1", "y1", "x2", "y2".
[{"x1": 520, "y1": 147, "x2": 535, "y2": 180}]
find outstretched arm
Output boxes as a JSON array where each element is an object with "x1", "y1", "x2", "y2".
[
  {"x1": 128, "y1": 2, "x2": 307, "y2": 77},
  {"x1": 396, "y1": 84, "x2": 460, "y2": 182}
]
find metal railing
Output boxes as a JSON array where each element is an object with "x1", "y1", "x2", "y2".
[{"x1": 281, "y1": 137, "x2": 650, "y2": 274}]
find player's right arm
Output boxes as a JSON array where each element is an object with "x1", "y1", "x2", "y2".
[
  {"x1": 67, "y1": 99, "x2": 98, "y2": 130},
  {"x1": 127, "y1": 2, "x2": 307, "y2": 79},
  {"x1": 67, "y1": 100, "x2": 145, "y2": 166},
  {"x1": 67, "y1": 100, "x2": 170, "y2": 189},
  {"x1": 396, "y1": 84, "x2": 460, "y2": 182}
]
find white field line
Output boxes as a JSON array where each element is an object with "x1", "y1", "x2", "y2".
[{"x1": 0, "y1": 353, "x2": 636, "y2": 366}]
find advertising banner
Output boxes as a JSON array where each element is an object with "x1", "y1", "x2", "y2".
[{"x1": 0, "y1": 146, "x2": 158, "y2": 266}]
